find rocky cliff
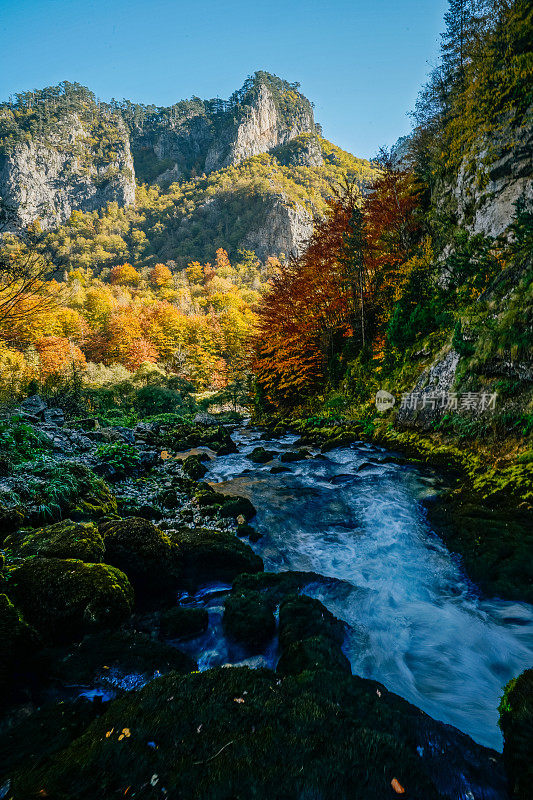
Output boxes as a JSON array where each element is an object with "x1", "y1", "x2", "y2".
[
  {"x1": 128, "y1": 72, "x2": 316, "y2": 185},
  {"x1": 0, "y1": 74, "x2": 374, "y2": 262},
  {"x1": 0, "y1": 105, "x2": 135, "y2": 230}
]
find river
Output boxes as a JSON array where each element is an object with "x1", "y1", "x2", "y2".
[{"x1": 200, "y1": 425, "x2": 533, "y2": 752}]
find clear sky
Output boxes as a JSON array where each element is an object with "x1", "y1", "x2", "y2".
[{"x1": 0, "y1": 0, "x2": 448, "y2": 159}]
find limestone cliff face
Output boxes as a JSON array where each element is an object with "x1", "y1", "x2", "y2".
[
  {"x1": 204, "y1": 83, "x2": 315, "y2": 173},
  {"x1": 242, "y1": 195, "x2": 314, "y2": 259},
  {"x1": 130, "y1": 77, "x2": 316, "y2": 185},
  {"x1": 450, "y1": 122, "x2": 533, "y2": 239},
  {"x1": 0, "y1": 116, "x2": 135, "y2": 230}
]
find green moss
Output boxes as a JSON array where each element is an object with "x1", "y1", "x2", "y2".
[
  {"x1": 7, "y1": 558, "x2": 133, "y2": 642},
  {"x1": 170, "y1": 528, "x2": 263, "y2": 587},
  {"x1": 182, "y1": 454, "x2": 208, "y2": 480},
  {"x1": 223, "y1": 591, "x2": 276, "y2": 651},
  {"x1": 46, "y1": 630, "x2": 196, "y2": 685},
  {"x1": 4, "y1": 520, "x2": 105, "y2": 562},
  {"x1": 8, "y1": 667, "x2": 448, "y2": 799},
  {"x1": 219, "y1": 495, "x2": 256, "y2": 522},
  {"x1": 99, "y1": 518, "x2": 179, "y2": 601},
  {"x1": 426, "y1": 497, "x2": 533, "y2": 603},
  {"x1": 247, "y1": 447, "x2": 277, "y2": 463},
  {"x1": 499, "y1": 669, "x2": 533, "y2": 800},
  {"x1": 159, "y1": 606, "x2": 208, "y2": 640},
  {"x1": 0, "y1": 698, "x2": 102, "y2": 778}
]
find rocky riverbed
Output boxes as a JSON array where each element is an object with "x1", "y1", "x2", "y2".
[{"x1": 0, "y1": 399, "x2": 531, "y2": 799}]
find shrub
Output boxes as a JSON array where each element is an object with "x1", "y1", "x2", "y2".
[{"x1": 95, "y1": 443, "x2": 141, "y2": 473}]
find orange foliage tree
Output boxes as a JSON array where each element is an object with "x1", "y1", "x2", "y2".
[
  {"x1": 34, "y1": 336, "x2": 86, "y2": 381},
  {"x1": 109, "y1": 263, "x2": 141, "y2": 286}
]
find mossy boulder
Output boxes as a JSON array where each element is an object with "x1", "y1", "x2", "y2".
[
  {"x1": 223, "y1": 591, "x2": 276, "y2": 652},
  {"x1": 163, "y1": 423, "x2": 237, "y2": 455},
  {"x1": 7, "y1": 558, "x2": 133, "y2": 642},
  {"x1": 0, "y1": 698, "x2": 103, "y2": 779},
  {"x1": 182, "y1": 454, "x2": 209, "y2": 480},
  {"x1": 280, "y1": 449, "x2": 311, "y2": 462},
  {"x1": 0, "y1": 593, "x2": 39, "y2": 703},
  {"x1": 99, "y1": 518, "x2": 179, "y2": 601},
  {"x1": 44, "y1": 630, "x2": 196, "y2": 687},
  {"x1": 171, "y1": 528, "x2": 263, "y2": 587},
  {"x1": 499, "y1": 669, "x2": 533, "y2": 799},
  {"x1": 277, "y1": 595, "x2": 350, "y2": 676},
  {"x1": 426, "y1": 497, "x2": 533, "y2": 603},
  {"x1": 4, "y1": 520, "x2": 105, "y2": 562},
  {"x1": 159, "y1": 606, "x2": 208, "y2": 640},
  {"x1": 247, "y1": 447, "x2": 277, "y2": 464},
  {"x1": 219, "y1": 495, "x2": 257, "y2": 522},
  {"x1": 8, "y1": 666, "x2": 505, "y2": 800}
]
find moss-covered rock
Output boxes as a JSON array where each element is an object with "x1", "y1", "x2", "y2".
[
  {"x1": 44, "y1": 630, "x2": 196, "y2": 686},
  {"x1": 499, "y1": 669, "x2": 533, "y2": 800},
  {"x1": 0, "y1": 593, "x2": 39, "y2": 703},
  {"x1": 4, "y1": 520, "x2": 105, "y2": 562},
  {"x1": 280, "y1": 449, "x2": 311, "y2": 462},
  {"x1": 8, "y1": 666, "x2": 505, "y2": 800},
  {"x1": 170, "y1": 528, "x2": 263, "y2": 587},
  {"x1": 0, "y1": 698, "x2": 103, "y2": 779},
  {"x1": 163, "y1": 423, "x2": 237, "y2": 455},
  {"x1": 159, "y1": 606, "x2": 208, "y2": 640},
  {"x1": 426, "y1": 497, "x2": 533, "y2": 603},
  {"x1": 99, "y1": 518, "x2": 179, "y2": 601},
  {"x1": 223, "y1": 591, "x2": 276, "y2": 651},
  {"x1": 247, "y1": 447, "x2": 277, "y2": 463},
  {"x1": 277, "y1": 595, "x2": 350, "y2": 676},
  {"x1": 219, "y1": 495, "x2": 257, "y2": 521},
  {"x1": 7, "y1": 558, "x2": 133, "y2": 642},
  {"x1": 182, "y1": 454, "x2": 209, "y2": 480}
]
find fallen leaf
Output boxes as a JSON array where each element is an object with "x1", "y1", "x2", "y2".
[
  {"x1": 236, "y1": 514, "x2": 245, "y2": 525},
  {"x1": 105, "y1": 728, "x2": 114, "y2": 738},
  {"x1": 150, "y1": 774, "x2": 159, "y2": 787},
  {"x1": 233, "y1": 697, "x2": 245, "y2": 704},
  {"x1": 161, "y1": 450, "x2": 170, "y2": 460},
  {"x1": 391, "y1": 778, "x2": 405, "y2": 794}
]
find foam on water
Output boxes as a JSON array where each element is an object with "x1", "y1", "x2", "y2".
[{"x1": 207, "y1": 426, "x2": 533, "y2": 751}]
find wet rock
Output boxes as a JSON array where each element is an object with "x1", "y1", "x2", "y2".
[
  {"x1": 159, "y1": 606, "x2": 208, "y2": 640},
  {"x1": 270, "y1": 465, "x2": 291, "y2": 474},
  {"x1": 280, "y1": 449, "x2": 311, "y2": 462},
  {"x1": 163, "y1": 423, "x2": 237, "y2": 455},
  {"x1": 8, "y1": 667, "x2": 507, "y2": 800},
  {"x1": 46, "y1": 630, "x2": 196, "y2": 687},
  {"x1": 247, "y1": 447, "x2": 277, "y2": 464},
  {"x1": 71, "y1": 417, "x2": 99, "y2": 431},
  {"x1": 170, "y1": 527, "x2": 263, "y2": 587},
  {"x1": 20, "y1": 395, "x2": 47, "y2": 417},
  {"x1": 0, "y1": 698, "x2": 103, "y2": 778},
  {"x1": 219, "y1": 495, "x2": 257, "y2": 522},
  {"x1": 182, "y1": 454, "x2": 208, "y2": 480},
  {"x1": 500, "y1": 669, "x2": 533, "y2": 800},
  {"x1": 43, "y1": 407, "x2": 65, "y2": 426},
  {"x1": 223, "y1": 591, "x2": 276, "y2": 652},
  {"x1": 4, "y1": 520, "x2": 105, "y2": 563},
  {"x1": 426, "y1": 496, "x2": 533, "y2": 604},
  {"x1": 99, "y1": 518, "x2": 179, "y2": 602},
  {"x1": 7, "y1": 558, "x2": 133, "y2": 642}
]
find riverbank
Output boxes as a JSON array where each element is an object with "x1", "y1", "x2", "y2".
[{"x1": 0, "y1": 404, "x2": 531, "y2": 798}]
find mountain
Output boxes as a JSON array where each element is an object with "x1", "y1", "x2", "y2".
[{"x1": 0, "y1": 74, "x2": 377, "y2": 264}]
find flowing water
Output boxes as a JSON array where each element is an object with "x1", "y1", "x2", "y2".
[{"x1": 202, "y1": 425, "x2": 533, "y2": 752}]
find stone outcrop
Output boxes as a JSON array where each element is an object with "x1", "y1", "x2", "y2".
[
  {"x1": 453, "y1": 122, "x2": 533, "y2": 239},
  {"x1": 0, "y1": 115, "x2": 135, "y2": 230}
]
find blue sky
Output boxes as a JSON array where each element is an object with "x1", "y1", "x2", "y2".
[{"x1": 0, "y1": 0, "x2": 448, "y2": 159}]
